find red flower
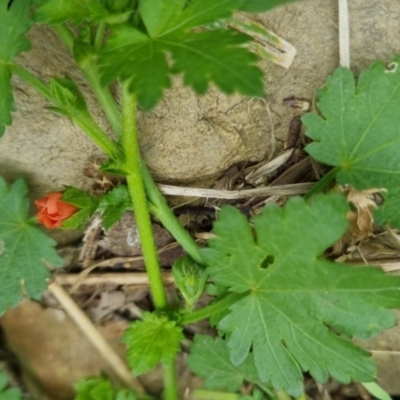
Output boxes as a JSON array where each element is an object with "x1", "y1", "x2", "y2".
[{"x1": 35, "y1": 193, "x2": 77, "y2": 229}]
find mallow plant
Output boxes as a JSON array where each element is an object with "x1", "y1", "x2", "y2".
[{"x1": 1, "y1": 0, "x2": 400, "y2": 399}]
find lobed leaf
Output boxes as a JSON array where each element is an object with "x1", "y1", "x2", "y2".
[
  {"x1": 239, "y1": 0, "x2": 300, "y2": 12},
  {"x1": 0, "y1": 178, "x2": 63, "y2": 316},
  {"x1": 200, "y1": 194, "x2": 400, "y2": 396},
  {"x1": 100, "y1": 185, "x2": 131, "y2": 230},
  {"x1": 99, "y1": 0, "x2": 264, "y2": 110},
  {"x1": 123, "y1": 312, "x2": 184, "y2": 375},
  {"x1": 61, "y1": 187, "x2": 100, "y2": 229},
  {"x1": 302, "y1": 56, "x2": 400, "y2": 227},
  {"x1": 34, "y1": 0, "x2": 131, "y2": 25},
  {"x1": 188, "y1": 335, "x2": 265, "y2": 393},
  {"x1": 74, "y1": 377, "x2": 138, "y2": 400},
  {"x1": 0, "y1": 0, "x2": 32, "y2": 136}
]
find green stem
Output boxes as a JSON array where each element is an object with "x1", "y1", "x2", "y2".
[
  {"x1": 49, "y1": 24, "x2": 202, "y2": 266},
  {"x1": 94, "y1": 22, "x2": 106, "y2": 51},
  {"x1": 10, "y1": 62, "x2": 118, "y2": 158},
  {"x1": 54, "y1": 24, "x2": 123, "y2": 137},
  {"x1": 192, "y1": 390, "x2": 239, "y2": 400},
  {"x1": 122, "y1": 84, "x2": 168, "y2": 310},
  {"x1": 142, "y1": 164, "x2": 203, "y2": 264},
  {"x1": 180, "y1": 292, "x2": 248, "y2": 325},
  {"x1": 304, "y1": 166, "x2": 339, "y2": 200},
  {"x1": 276, "y1": 390, "x2": 294, "y2": 400},
  {"x1": 54, "y1": 24, "x2": 202, "y2": 258},
  {"x1": 10, "y1": 62, "x2": 52, "y2": 100},
  {"x1": 162, "y1": 360, "x2": 178, "y2": 400},
  {"x1": 73, "y1": 111, "x2": 119, "y2": 157},
  {"x1": 53, "y1": 24, "x2": 74, "y2": 53}
]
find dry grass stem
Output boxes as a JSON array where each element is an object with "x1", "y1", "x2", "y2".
[
  {"x1": 338, "y1": 0, "x2": 350, "y2": 67},
  {"x1": 55, "y1": 272, "x2": 175, "y2": 287},
  {"x1": 48, "y1": 281, "x2": 144, "y2": 392},
  {"x1": 245, "y1": 149, "x2": 293, "y2": 184},
  {"x1": 158, "y1": 182, "x2": 313, "y2": 199}
]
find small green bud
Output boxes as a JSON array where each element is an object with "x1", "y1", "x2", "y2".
[{"x1": 172, "y1": 255, "x2": 208, "y2": 311}]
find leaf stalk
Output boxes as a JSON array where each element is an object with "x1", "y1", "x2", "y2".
[{"x1": 180, "y1": 292, "x2": 249, "y2": 325}]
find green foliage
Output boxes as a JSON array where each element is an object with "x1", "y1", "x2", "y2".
[
  {"x1": 0, "y1": 0, "x2": 32, "y2": 136},
  {"x1": 302, "y1": 56, "x2": 400, "y2": 228},
  {"x1": 35, "y1": 0, "x2": 132, "y2": 25},
  {"x1": 100, "y1": 185, "x2": 131, "y2": 230},
  {"x1": 62, "y1": 187, "x2": 100, "y2": 229},
  {"x1": 99, "y1": 0, "x2": 264, "y2": 109},
  {"x1": 0, "y1": 177, "x2": 63, "y2": 316},
  {"x1": 123, "y1": 312, "x2": 184, "y2": 375},
  {"x1": 172, "y1": 255, "x2": 208, "y2": 310},
  {"x1": 239, "y1": 0, "x2": 300, "y2": 12},
  {"x1": 188, "y1": 335, "x2": 268, "y2": 393},
  {"x1": 200, "y1": 194, "x2": 400, "y2": 396},
  {"x1": 0, "y1": 369, "x2": 22, "y2": 400},
  {"x1": 49, "y1": 77, "x2": 88, "y2": 117},
  {"x1": 74, "y1": 377, "x2": 138, "y2": 400}
]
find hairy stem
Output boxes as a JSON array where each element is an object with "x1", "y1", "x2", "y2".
[
  {"x1": 54, "y1": 24, "x2": 201, "y2": 259},
  {"x1": 54, "y1": 24, "x2": 123, "y2": 137},
  {"x1": 163, "y1": 360, "x2": 178, "y2": 400},
  {"x1": 192, "y1": 390, "x2": 239, "y2": 400},
  {"x1": 10, "y1": 62, "x2": 52, "y2": 100},
  {"x1": 53, "y1": 24, "x2": 74, "y2": 52},
  {"x1": 94, "y1": 22, "x2": 106, "y2": 51},
  {"x1": 122, "y1": 84, "x2": 168, "y2": 310},
  {"x1": 142, "y1": 164, "x2": 203, "y2": 264},
  {"x1": 73, "y1": 111, "x2": 120, "y2": 157},
  {"x1": 180, "y1": 292, "x2": 249, "y2": 325},
  {"x1": 10, "y1": 62, "x2": 118, "y2": 158}
]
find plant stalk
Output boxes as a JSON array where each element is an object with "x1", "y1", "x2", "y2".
[
  {"x1": 73, "y1": 111, "x2": 120, "y2": 157},
  {"x1": 10, "y1": 62, "x2": 119, "y2": 158},
  {"x1": 10, "y1": 62, "x2": 52, "y2": 100},
  {"x1": 142, "y1": 164, "x2": 203, "y2": 264},
  {"x1": 54, "y1": 24, "x2": 123, "y2": 137},
  {"x1": 162, "y1": 360, "x2": 178, "y2": 400},
  {"x1": 122, "y1": 84, "x2": 168, "y2": 311},
  {"x1": 180, "y1": 292, "x2": 249, "y2": 325},
  {"x1": 53, "y1": 24, "x2": 202, "y2": 260},
  {"x1": 13, "y1": 49, "x2": 200, "y2": 265}
]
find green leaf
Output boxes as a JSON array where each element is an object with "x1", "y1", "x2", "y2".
[
  {"x1": 74, "y1": 376, "x2": 138, "y2": 400},
  {"x1": 302, "y1": 56, "x2": 400, "y2": 227},
  {"x1": 0, "y1": 0, "x2": 32, "y2": 136},
  {"x1": 0, "y1": 177, "x2": 63, "y2": 316},
  {"x1": 100, "y1": 185, "x2": 131, "y2": 230},
  {"x1": 49, "y1": 77, "x2": 88, "y2": 117},
  {"x1": 100, "y1": 0, "x2": 264, "y2": 110},
  {"x1": 361, "y1": 382, "x2": 392, "y2": 400},
  {"x1": 200, "y1": 194, "x2": 400, "y2": 396},
  {"x1": 188, "y1": 335, "x2": 265, "y2": 393},
  {"x1": 123, "y1": 312, "x2": 184, "y2": 375},
  {"x1": 239, "y1": 0, "x2": 300, "y2": 12},
  {"x1": 139, "y1": 0, "x2": 185, "y2": 38},
  {"x1": 0, "y1": 370, "x2": 22, "y2": 400},
  {"x1": 61, "y1": 187, "x2": 100, "y2": 229},
  {"x1": 100, "y1": 27, "x2": 171, "y2": 111},
  {"x1": 35, "y1": 0, "x2": 131, "y2": 25}
]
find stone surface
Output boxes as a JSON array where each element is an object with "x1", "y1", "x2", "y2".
[{"x1": 1, "y1": 1, "x2": 400, "y2": 195}]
